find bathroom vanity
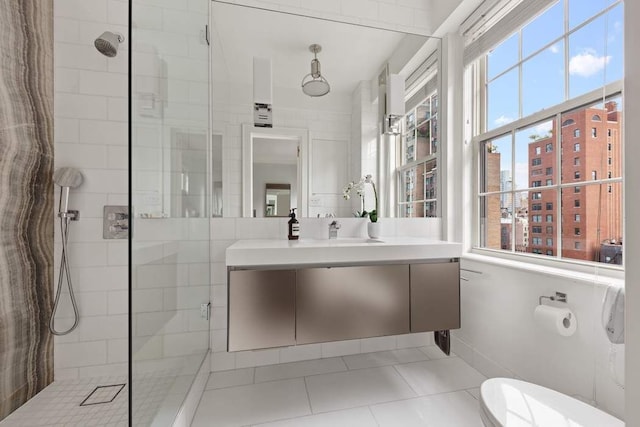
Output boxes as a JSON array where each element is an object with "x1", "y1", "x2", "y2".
[{"x1": 226, "y1": 238, "x2": 461, "y2": 352}]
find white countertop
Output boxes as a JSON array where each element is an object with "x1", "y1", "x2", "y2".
[{"x1": 226, "y1": 237, "x2": 462, "y2": 267}]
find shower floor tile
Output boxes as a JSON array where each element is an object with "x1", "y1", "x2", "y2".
[{"x1": 0, "y1": 376, "x2": 128, "y2": 427}]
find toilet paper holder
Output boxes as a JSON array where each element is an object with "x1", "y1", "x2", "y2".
[{"x1": 539, "y1": 291, "x2": 567, "y2": 305}]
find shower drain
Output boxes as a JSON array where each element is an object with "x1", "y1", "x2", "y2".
[{"x1": 79, "y1": 383, "x2": 126, "y2": 406}]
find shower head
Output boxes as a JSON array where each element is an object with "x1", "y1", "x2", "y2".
[
  {"x1": 94, "y1": 31, "x2": 124, "y2": 57},
  {"x1": 53, "y1": 167, "x2": 84, "y2": 188},
  {"x1": 53, "y1": 167, "x2": 83, "y2": 215}
]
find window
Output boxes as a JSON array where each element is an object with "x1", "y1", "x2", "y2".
[
  {"x1": 575, "y1": 228, "x2": 581, "y2": 236},
  {"x1": 475, "y1": 0, "x2": 623, "y2": 266},
  {"x1": 608, "y1": 185, "x2": 613, "y2": 193},
  {"x1": 532, "y1": 237, "x2": 542, "y2": 245},
  {"x1": 608, "y1": 157, "x2": 612, "y2": 165},
  {"x1": 608, "y1": 171, "x2": 612, "y2": 179},
  {"x1": 398, "y1": 91, "x2": 438, "y2": 217},
  {"x1": 575, "y1": 242, "x2": 582, "y2": 250}
]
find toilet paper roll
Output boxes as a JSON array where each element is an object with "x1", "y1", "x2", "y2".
[{"x1": 534, "y1": 305, "x2": 577, "y2": 337}]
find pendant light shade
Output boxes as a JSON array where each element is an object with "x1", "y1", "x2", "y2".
[{"x1": 301, "y1": 44, "x2": 330, "y2": 97}]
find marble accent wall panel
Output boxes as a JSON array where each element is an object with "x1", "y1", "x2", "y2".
[{"x1": 0, "y1": 0, "x2": 54, "y2": 420}]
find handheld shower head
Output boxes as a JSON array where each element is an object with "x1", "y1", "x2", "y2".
[
  {"x1": 94, "y1": 31, "x2": 124, "y2": 57},
  {"x1": 53, "y1": 167, "x2": 83, "y2": 215}
]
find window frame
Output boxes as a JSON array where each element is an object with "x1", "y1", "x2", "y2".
[
  {"x1": 396, "y1": 89, "x2": 439, "y2": 218},
  {"x1": 467, "y1": 0, "x2": 624, "y2": 273}
]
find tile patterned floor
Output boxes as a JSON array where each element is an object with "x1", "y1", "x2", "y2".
[
  {"x1": 0, "y1": 372, "x2": 182, "y2": 426},
  {"x1": 193, "y1": 346, "x2": 486, "y2": 427},
  {"x1": 0, "y1": 376, "x2": 128, "y2": 427}
]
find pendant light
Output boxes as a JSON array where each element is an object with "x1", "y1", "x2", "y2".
[{"x1": 301, "y1": 44, "x2": 330, "y2": 97}]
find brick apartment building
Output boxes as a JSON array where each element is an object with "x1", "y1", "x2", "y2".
[{"x1": 527, "y1": 101, "x2": 622, "y2": 262}]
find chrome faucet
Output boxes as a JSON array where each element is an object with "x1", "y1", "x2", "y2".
[{"x1": 328, "y1": 220, "x2": 341, "y2": 239}]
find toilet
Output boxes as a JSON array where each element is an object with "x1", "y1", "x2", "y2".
[{"x1": 479, "y1": 378, "x2": 623, "y2": 427}]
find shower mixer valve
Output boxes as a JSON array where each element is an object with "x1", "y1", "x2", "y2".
[{"x1": 58, "y1": 210, "x2": 80, "y2": 221}]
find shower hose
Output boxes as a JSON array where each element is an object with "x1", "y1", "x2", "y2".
[{"x1": 49, "y1": 212, "x2": 80, "y2": 335}]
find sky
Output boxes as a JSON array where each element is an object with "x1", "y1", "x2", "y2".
[{"x1": 484, "y1": 0, "x2": 623, "y2": 191}]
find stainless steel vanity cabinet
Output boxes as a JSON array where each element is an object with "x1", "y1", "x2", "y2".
[
  {"x1": 228, "y1": 269, "x2": 296, "y2": 352},
  {"x1": 296, "y1": 265, "x2": 410, "y2": 344},
  {"x1": 410, "y1": 261, "x2": 460, "y2": 332}
]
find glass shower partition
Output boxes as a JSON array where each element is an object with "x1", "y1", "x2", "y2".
[{"x1": 130, "y1": 0, "x2": 211, "y2": 425}]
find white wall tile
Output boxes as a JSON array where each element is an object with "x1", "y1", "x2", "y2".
[
  {"x1": 108, "y1": 290, "x2": 128, "y2": 315},
  {"x1": 321, "y1": 339, "x2": 361, "y2": 358},
  {"x1": 55, "y1": 93, "x2": 108, "y2": 120},
  {"x1": 54, "y1": 117, "x2": 80, "y2": 143},
  {"x1": 211, "y1": 351, "x2": 236, "y2": 372},
  {"x1": 360, "y1": 336, "x2": 397, "y2": 354},
  {"x1": 55, "y1": 341, "x2": 107, "y2": 369},
  {"x1": 235, "y1": 348, "x2": 280, "y2": 368},
  {"x1": 55, "y1": 43, "x2": 108, "y2": 72},
  {"x1": 79, "y1": 70, "x2": 127, "y2": 96}
]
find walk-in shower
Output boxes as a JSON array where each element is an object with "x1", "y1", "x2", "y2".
[{"x1": 49, "y1": 167, "x2": 83, "y2": 336}]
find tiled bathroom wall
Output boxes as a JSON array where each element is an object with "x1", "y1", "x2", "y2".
[
  {"x1": 209, "y1": 217, "x2": 443, "y2": 372},
  {"x1": 455, "y1": 258, "x2": 625, "y2": 419},
  {"x1": 53, "y1": 0, "x2": 129, "y2": 379},
  {"x1": 0, "y1": 0, "x2": 54, "y2": 420}
]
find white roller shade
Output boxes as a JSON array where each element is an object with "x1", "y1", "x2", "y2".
[{"x1": 463, "y1": 0, "x2": 556, "y2": 66}]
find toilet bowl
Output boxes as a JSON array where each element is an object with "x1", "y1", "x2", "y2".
[{"x1": 479, "y1": 378, "x2": 623, "y2": 427}]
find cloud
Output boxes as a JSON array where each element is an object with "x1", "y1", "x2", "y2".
[
  {"x1": 534, "y1": 121, "x2": 553, "y2": 135},
  {"x1": 494, "y1": 115, "x2": 515, "y2": 126},
  {"x1": 569, "y1": 49, "x2": 611, "y2": 77},
  {"x1": 548, "y1": 44, "x2": 560, "y2": 54}
]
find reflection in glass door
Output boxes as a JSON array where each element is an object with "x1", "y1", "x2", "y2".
[{"x1": 130, "y1": 0, "x2": 210, "y2": 424}]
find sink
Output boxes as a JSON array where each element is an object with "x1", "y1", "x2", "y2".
[
  {"x1": 226, "y1": 237, "x2": 462, "y2": 267},
  {"x1": 296, "y1": 237, "x2": 383, "y2": 246}
]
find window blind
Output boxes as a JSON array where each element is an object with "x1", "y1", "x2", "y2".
[{"x1": 463, "y1": 0, "x2": 556, "y2": 66}]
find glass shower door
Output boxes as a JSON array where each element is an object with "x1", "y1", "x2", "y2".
[{"x1": 130, "y1": 0, "x2": 210, "y2": 425}]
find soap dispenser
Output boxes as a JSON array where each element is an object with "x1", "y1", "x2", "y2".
[{"x1": 288, "y1": 208, "x2": 299, "y2": 240}]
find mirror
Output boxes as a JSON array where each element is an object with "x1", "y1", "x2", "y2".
[
  {"x1": 211, "y1": 1, "x2": 440, "y2": 218},
  {"x1": 265, "y1": 184, "x2": 291, "y2": 217}
]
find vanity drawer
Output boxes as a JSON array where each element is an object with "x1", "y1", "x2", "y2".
[
  {"x1": 228, "y1": 269, "x2": 296, "y2": 352},
  {"x1": 410, "y1": 261, "x2": 460, "y2": 332},
  {"x1": 296, "y1": 265, "x2": 410, "y2": 344}
]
